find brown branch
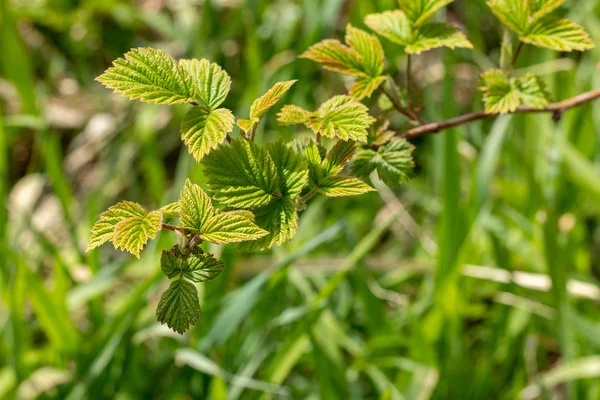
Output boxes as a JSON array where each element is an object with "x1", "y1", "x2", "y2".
[
  {"x1": 399, "y1": 88, "x2": 600, "y2": 140},
  {"x1": 161, "y1": 223, "x2": 194, "y2": 232}
]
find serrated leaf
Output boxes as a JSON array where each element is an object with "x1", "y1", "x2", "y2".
[
  {"x1": 317, "y1": 176, "x2": 375, "y2": 197},
  {"x1": 304, "y1": 142, "x2": 325, "y2": 186},
  {"x1": 199, "y1": 211, "x2": 268, "y2": 244},
  {"x1": 159, "y1": 202, "x2": 180, "y2": 219},
  {"x1": 250, "y1": 80, "x2": 297, "y2": 120},
  {"x1": 87, "y1": 201, "x2": 146, "y2": 252},
  {"x1": 96, "y1": 48, "x2": 193, "y2": 105},
  {"x1": 365, "y1": 10, "x2": 413, "y2": 47},
  {"x1": 399, "y1": 0, "x2": 454, "y2": 26},
  {"x1": 514, "y1": 73, "x2": 550, "y2": 109},
  {"x1": 179, "y1": 179, "x2": 215, "y2": 232},
  {"x1": 322, "y1": 140, "x2": 356, "y2": 176},
  {"x1": 345, "y1": 24, "x2": 385, "y2": 77},
  {"x1": 349, "y1": 76, "x2": 386, "y2": 100},
  {"x1": 156, "y1": 279, "x2": 201, "y2": 334},
  {"x1": 305, "y1": 96, "x2": 375, "y2": 142},
  {"x1": 180, "y1": 106, "x2": 235, "y2": 161},
  {"x1": 352, "y1": 138, "x2": 415, "y2": 188},
  {"x1": 202, "y1": 139, "x2": 278, "y2": 209},
  {"x1": 479, "y1": 69, "x2": 520, "y2": 114},
  {"x1": 113, "y1": 210, "x2": 163, "y2": 258},
  {"x1": 277, "y1": 105, "x2": 313, "y2": 125},
  {"x1": 376, "y1": 138, "x2": 416, "y2": 187},
  {"x1": 178, "y1": 58, "x2": 231, "y2": 108},
  {"x1": 529, "y1": 0, "x2": 564, "y2": 21},
  {"x1": 300, "y1": 39, "x2": 365, "y2": 76},
  {"x1": 487, "y1": 0, "x2": 529, "y2": 34},
  {"x1": 367, "y1": 119, "x2": 395, "y2": 145},
  {"x1": 268, "y1": 141, "x2": 309, "y2": 198},
  {"x1": 238, "y1": 196, "x2": 298, "y2": 251},
  {"x1": 406, "y1": 23, "x2": 472, "y2": 54},
  {"x1": 236, "y1": 119, "x2": 256, "y2": 134},
  {"x1": 479, "y1": 70, "x2": 551, "y2": 113},
  {"x1": 161, "y1": 248, "x2": 225, "y2": 282},
  {"x1": 521, "y1": 17, "x2": 594, "y2": 52}
]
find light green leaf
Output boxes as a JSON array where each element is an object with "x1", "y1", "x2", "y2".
[
  {"x1": 180, "y1": 106, "x2": 235, "y2": 161},
  {"x1": 529, "y1": 0, "x2": 564, "y2": 21},
  {"x1": 352, "y1": 138, "x2": 415, "y2": 188},
  {"x1": 345, "y1": 24, "x2": 385, "y2": 77},
  {"x1": 322, "y1": 140, "x2": 356, "y2": 176},
  {"x1": 179, "y1": 179, "x2": 215, "y2": 232},
  {"x1": 487, "y1": 0, "x2": 529, "y2": 34},
  {"x1": 96, "y1": 48, "x2": 193, "y2": 105},
  {"x1": 365, "y1": 10, "x2": 413, "y2": 47},
  {"x1": 300, "y1": 39, "x2": 365, "y2": 76},
  {"x1": 306, "y1": 96, "x2": 375, "y2": 142},
  {"x1": 349, "y1": 76, "x2": 387, "y2": 100},
  {"x1": 479, "y1": 70, "x2": 550, "y2": 113},
  {"x1": 376, "y1": 138, "x2": 416, "y2": 187},
  {"x1": 156, "y1": 279, "x2": 201, "y2": 334},
  {"x1": 514, "y1": 73, "x2": 550, "y2": 109},
  {"x1": 399, "y1": 0, "x2": 454, "y2": 26},
  {"x1": 304, "y1": 142, "x2": 325, "y2": 186},
  {"x1": 178, "y1": 58, "x2": 231, "y2": 108},
  {"x1": 406, "y1": 23, "x2": 473, "y2": 54},
  {"x1": 250, "y1": 80, "x2": 297, "y2": 120},
  {"x1": 113, "y1": 210, "x2": 163, "y2": 258},
  {"x1": 87, "y1": 201, "x2": 146, "y2": 252},
  {"x1": 268, "y1": 141, "x2": 309, "y2": 198},
  {"x1": 479, "y1": 69, "x2": 520, "y2": 114},
  {"x1": 238, "y1": 197, "x2": 298, "y2": 251},
  {"x1": 161, "y1": 248, "x2": 225, "y2": 282},
  {"x1": 277, "y1": 105, "x2": 313, "y2": 125},
  {"x1": 316, "y1": 176, "x2": 374, "y2": 197},
  {"x1": 199, "y1": 211, "x2": 268, "y2": 244},
  {"x1": 521, "y1": 17, "x2": 594, "y2": 52},
  {"x1": 160, "y1": 202, "x2": 180, "y2": 219},
  {"x1": 236, "y1": 118, "x2": 256, "y2": 134},
  {"x1": 202, "y1": 139, "x2": 278, "y2": 209},
  {"x1": 367, "y1": 119, "x2": 395, "y2": 145}
]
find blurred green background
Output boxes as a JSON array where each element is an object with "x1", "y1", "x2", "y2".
[{"x1": 1, "y1": 0, "x2": 600, "y2": 399}]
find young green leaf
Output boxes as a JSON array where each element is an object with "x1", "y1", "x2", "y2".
[
  {"x1": 307, "y1": 96, "x2": 375, "y2": 142},
  {"x1": 180, "y1": 105, "x2": 235, "y2": 161},
  {"x1": 479, "y1": 70, "x2": 550, "y2": 114},
  {"x1": 487, "y1": 0, "x2": 529, "y2": 34},
  {"x1": 300, "y1": 39, "x2": 365, "y2": 76},
  {"x1": 113, "y1": 210, "x2": 163, "y2": 258},
  {"x1": 202, "y1": 139, "x2": 278, "y2": 208},
  {"x1": 277, "y1": 105, "x2": 314, "y2": 125},
  {"x1": 156, "y1": 279, "x2": 201, "y2": 334},
  {"x1": 179, "y1": 179, "x2": 215, "y2": 232},
  {"x1": 521, "y1": 17, "x2": 594, "y2": 52},
  {"x1": 514, "y1": 73, "x2": 550, "y2": 109},
  {"x1": 316, "y1": 176, "x2": 375, "y2": 197},
  {"x1": 367, "y1": 119, "x2": 395, "y2": 145},
  {"x1": 178, "y1": 58, "x2": 231, "y2": 108},
  {"x1": 399, "y1": 0, "x2": 454, "y2": 26},
  {"x1": 238, "y1": 196, "x2": 298, "y2": 251},
  {"x1": 352, "y1": 138, "x2": 415, "y2": 188},
  {"x1": 250, "y1": 80, "x2": 297, "y2": 120},
  {"x1": 87, "y1": 201, "x2": 147, "y2": 252},
  {"x1": 199, "y1": 211, "x2": 268, "y2": 244},
  {"x1": 322, "y1": 140, "x2": 357, "y2": 176},
  {"x1": 479, "y1": 69, "x2": 520, "y2": 114},
  {"x1": 301, "y1": 25, "x2": 385, "y2": 99},
  {"x1": 268, "y1": 141, "x2": 309, "y2": 198},
  {"x1": 529, "y1": 0, "x2": 564, "y2": 21},
  {"x1": 236, "y1": 119, "x2": 255, "y2": 134},
  {"x1": 96, "y1": 48, "x2": 193, "y2": 105},
  {"x1": 159, "y1": 202, "x2": 181, "y2": 219},
  {"x1": 161, "y1": 248, "x2": 224, "y2": 282},
  {"x1": 364, "y1": 10, "x2": 471, "y2": 54},
  {"x1": 407, "y1": 23, "x2": 473, "y2": 54},
  {"x1": 345, "y1": 25, "x2": 385, "y2": 77}
]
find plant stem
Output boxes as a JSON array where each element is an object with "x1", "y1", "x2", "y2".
[
  {"x1": 161, "y1": 223, "x2": 192, "y2": 233},
  {"x1": 406, "y1": 55, "x2": 412, "y2": 109},
  {"x1": 225, "y1": 134, "x2": 232, "y2": 143},
  {"x1": 398, "y1": 88, "x2": 600, "y2": 140},
  {"x1": 379, "y1": 85, "x2": 419, "y2": 122},
  {"x1": 249, "y1": 125, "x2": 258, "y2": 142},
  {"x1": 316, "y1": 133, "x2": 321, "y2": 145},
  {"x1": 300, "y1": 187, "x2": 318, "y2": 203},
  {"x1": 512, "y1": 41, "x2": 525, "y2": 69}
]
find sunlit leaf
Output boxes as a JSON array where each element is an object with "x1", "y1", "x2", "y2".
[
  {"x1": 113, "y1": 210, "x2": 163, "y2": 258},
  {"x1": 178, "y1": 58, "x2": 231, "y2": 108},
  {"x1": 180, "y1": 106, "x2": 235, "y2": 161}
]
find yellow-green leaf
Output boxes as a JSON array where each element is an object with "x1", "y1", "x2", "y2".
[
  {"x1": 522, "y1": 17, "x2": 595, "y2": 52},
  {"x1": 250, "y1": 80, "x2": 297, "y2": 120},
  {"x1": 178, "y1": 58, "x2": 231, "y2": 108},
  {"x1": 199, "y1": 211, "x2": 268, "y2": 244},
  {"x1": 399, "y1": 0, "x2": 454, "y2": 26},
  {"x1": 113, "y1": 210, "x2": 163, "y2": 258},
  {"x1": 180, "y1": 106, "x2": 235, "y2": 161},
  {"x1": 316, "y1": 176, "x2": 375, "y2": 197},
  {"x1": 87, "y1": 201, "x2": 146, "y2": 252}
]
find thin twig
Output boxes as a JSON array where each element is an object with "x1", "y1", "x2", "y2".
[
  {"x1": 379, "y1": 85, "x2": 417, "y2": 121},
  {"x1": 406, "y1": 55, "x2": 412, "y2": 109},
  {"x1": 512, "y1": 41, "x2": 525, "y2": 69},
  {"x1": 225, "y1": 134, "x2": 233, "y2": 143},
  {"x1": 399, "y1": 88, "x2": 600, "y2": 140},
  {"x1": 161, "y1": 223, "x2": 189, "y2": 232}
]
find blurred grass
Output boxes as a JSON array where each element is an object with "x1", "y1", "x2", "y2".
[{"x1": 1, "y1": 0, "x2": 600, "y2": 399}]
